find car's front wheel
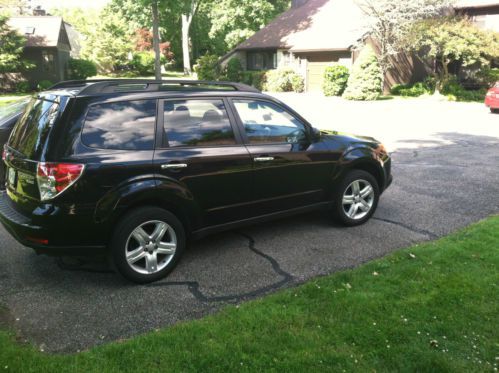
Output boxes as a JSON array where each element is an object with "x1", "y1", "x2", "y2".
[
  {"x1": 332, "y1": 170, "x2": 379, "y2": 226},
  {"x1": 110, "y1": 207, "x2": 185, "y2": 284}
]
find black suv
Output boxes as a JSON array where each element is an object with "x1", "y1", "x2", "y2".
[{"x1": 0, "y1": 80, "x2": 392, "y2": 283}]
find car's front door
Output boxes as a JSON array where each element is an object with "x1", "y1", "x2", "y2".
[
  {"x1": 153, "y1": 98, "x2": 253, "y2": 228},
  {"x1": 230, "y1": 98, "x2": 337, "y2": 215}
]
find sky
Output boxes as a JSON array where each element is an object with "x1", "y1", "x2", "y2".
[{"x1": 31, "y1": 0, "x2": 110, "y2": 10}]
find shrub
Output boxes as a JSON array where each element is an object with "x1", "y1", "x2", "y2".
[
  {"x1": 476, "y1": 67, "x2": 499, "y2": 88},
  {"x1": 441, "y1": 77, "x2": 486, "y2": 102},
  {"x1": 129, "y1": 52, "x2": 156, "y2": 75},
  {"x1": 390, "y1": 78, "x2": 435, "y2": 97},
  {"x1": 68, "y1": 58, "x2": 97, "y2": 80},
  {"x1": 224, "y1": 57, "x2": 243, "y2": 82},
  {"x1": 241, "y1": 71, "x2": 268, "y2": 91},
  {"x1": 194, "y1": 54, "x2": 221, "y2": 81},
  {"x1": 15, "y1": 80, "x2": 30, "y2": 93},
  {"x1": 323, "y1": 65, "x2": 350, "y2": 96},
  {"x1": 343, "y1": 45, "x2": 383, "y2": 101},
  {"x1": 266, "y1": 68, "x2": 304, "y2": 93},
  {"x1": 37, "y1": 80, "x2": 53, "y2": 91}
]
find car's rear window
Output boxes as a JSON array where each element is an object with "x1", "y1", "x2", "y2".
[
  {"x1": 8, "y1": 97, "x2": 62, "y2": 159},
  {"x1": 82, "y1": 100, "x2": 156, "y2": 151}
]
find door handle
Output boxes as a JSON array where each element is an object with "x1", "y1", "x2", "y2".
[
  {"x1": 161, "y1": 163, "x2": 188, "y2": 170},
  {"x1": 254, "y1": 157, "x2": 274, "y2": 162}
]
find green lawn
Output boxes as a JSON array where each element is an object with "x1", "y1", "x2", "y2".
[
  {"x1": 0, "y1": 94, "x2": 30, "y2": 108},
  {"x1": 0, "y1": 217, "x2": 498, "y2": 372}
]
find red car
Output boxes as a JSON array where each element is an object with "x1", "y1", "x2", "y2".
[{"x1": 485, "y1": 82, "x2": 499, "y2": 113}]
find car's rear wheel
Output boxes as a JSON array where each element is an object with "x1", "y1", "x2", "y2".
[
  {"x1": 110, "y1": 207, "x2": 185, "y2": 284},
  {"x1": 332, "y1": 170, "x2": 379, "y2": 226},
  {"x1": 491, "y1": 108, "x2": 499, "y2": 114}
]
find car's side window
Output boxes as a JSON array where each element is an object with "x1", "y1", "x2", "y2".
[
  {"x1": 232, "y1": 99, "x2": 308, "y2": 144},
  {"x1": 163, "y1": 99, "x2": 236, "y2": 147},
  {"x1": 82, "y1": 100, "x2": 156, "y2": 151}
]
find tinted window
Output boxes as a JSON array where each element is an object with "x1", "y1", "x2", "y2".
[
  {"x1": 163, "y1": 99, "x2": 236, "y2": 147},
  {"x1": 8, "y1": 97, "x2": 61, "y2": 159},
  {"x1": 233, "y1": 100, "x2": 307, "y2": 144},
  {"x1": 82, "y1": 100, "x2": 156, "y2": 151}
]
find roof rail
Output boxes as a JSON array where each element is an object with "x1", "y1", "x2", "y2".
[{"x1": 48, "y1": 79, "x2": 261, "y2": 94}]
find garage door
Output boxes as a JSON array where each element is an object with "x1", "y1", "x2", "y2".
[{"x1": 307, "y1": 62, "x2": 330, "y2": 92}]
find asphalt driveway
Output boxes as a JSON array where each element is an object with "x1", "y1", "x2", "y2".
[{"x1": 1, "y1": 96, "x2": 498, "y2": 353}]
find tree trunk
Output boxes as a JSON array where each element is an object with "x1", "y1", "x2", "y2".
[
  {"x1": 181, "y1": 14, "x2": 191, "y2": 75},
  {"x1": 152, "y1": 0, "x2": 162, "y2": 80}
]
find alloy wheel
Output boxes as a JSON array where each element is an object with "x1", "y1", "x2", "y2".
[
  {"x1": 125, "y1": 220, "x2": 177, "y2": 275},
  {"x1": 342, "y1": 179, "x2": 375, "y2": 220}
]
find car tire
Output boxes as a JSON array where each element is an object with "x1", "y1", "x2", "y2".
[
  {"x1": 332, "y1": 169, "x2": 379, "y2": 226},
  {"x1": 491, "y1": 108, "x2": 499, "y2": 114},
  {"x1": 110, "y1": 207, "x2": 185, "y2": 284}
]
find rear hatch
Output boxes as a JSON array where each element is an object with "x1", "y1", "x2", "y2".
[{"x1": 4, "y1": 95, "x2": 69, "y2": 207}]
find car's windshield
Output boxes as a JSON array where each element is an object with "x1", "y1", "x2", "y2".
[{"x1": 0, "y1": 98, "x2": 30, "y2": 125}]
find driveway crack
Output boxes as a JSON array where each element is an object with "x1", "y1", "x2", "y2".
[
  {"x1": 148, "y1": 231, "x2": 294, "y2": 303},
  {"x1": 373, "y1": 217, "x2": 439, "y2": 239}
]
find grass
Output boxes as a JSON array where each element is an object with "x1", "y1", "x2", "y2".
[
  {"x1": 0, "y1": 216, "x2": 498, "y2": 372},
  {"x1": 0, "y1": 93, "x2": 30, "y2": 108}
]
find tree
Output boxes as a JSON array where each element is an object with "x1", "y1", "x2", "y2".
[
  {"x1": 0, "y1": 14, "x2": 33, "y2": 73},
  {"x1": 207, "y1": 0, "x2": 289, "y2": 50},
  {"x1": 356, "y1": 0, "x2": 452, "y2": 78},
  {"x1": 151, "y1": 0, "x2": 162, "y2": 79},
  {"x1": 81, "y1": 8, "x2": 133, "y2": 73},
  {"x1": 405, "y1": 17, "x2": 499, "y2": 89},
  {"x1": 181, "y1": 0, "x2": 202, "y2": 75},
  {"x1": 0, "y1": 0, "x2": 31, "y2": 15},
  {"x1": 343, "y1": 45, "x2": 383, "y2": 100}
]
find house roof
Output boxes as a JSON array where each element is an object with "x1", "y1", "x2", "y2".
[
  {"x1": 455, "y1": 0, "x2": 499, "y2": 9},
  {"x1": 234, "y1": 0, "x2": 366, "y2": 53},
  {"x1": 7, "y1": 16, "x2": 68, "y2": 48}
]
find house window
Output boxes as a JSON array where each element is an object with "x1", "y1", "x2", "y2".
[
  {"x1": 247, "y1": 51, "x2": 277, "y2": 70},
  {"x1": 42, "y1": 51, "x2": 56, "y2": 74}
]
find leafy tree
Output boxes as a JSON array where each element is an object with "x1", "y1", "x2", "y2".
[
  {"x1": 343, "y1": 45, "x2": 383, "y2": 100},
  {"x1": 207, "y1": 0, "x2": 289, "y2": 50},
  {"x1": 406, "y1": 17, "x2": 499, "y2": 89},
  {"x1": 0, "y1": 0, "x2": 31, "y2": 15},
  {"x1": 357, "y1": 0, "x2": 452, "y2": 78},
  {"x1": 81, "y1": 8, "x2": 133, "y2": 73},
  {"x1": 0, "y1": 14, "x2": 33, "y2": 73}
]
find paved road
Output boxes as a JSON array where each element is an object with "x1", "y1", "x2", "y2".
[{"x1": 0, "y1": 97, "x2": 498, "y2": 353}]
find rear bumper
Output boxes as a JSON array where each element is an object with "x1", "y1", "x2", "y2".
[{"x1": 0, "y1": 192, "x2": 106, "y2": 255}]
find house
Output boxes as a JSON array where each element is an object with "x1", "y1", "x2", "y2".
[
  {"x1": 455, "y1": 0, "x2": 499, "y2": 31},
  {"x1": 221, "y1": 0, "x2": 426, "y2": 92},
  {"x1": 7, "y1": 16, "x2": 72, "y2": 88},
  {"x1": 222, "y1": 0, "x2": 498, "y2": 92},
  {"x1": 222, "y1": 0, "x2": 368, "y2": 92}
]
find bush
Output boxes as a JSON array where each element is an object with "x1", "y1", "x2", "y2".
[
  {"x1": 37, "y1": 80, "x2": 53, "y2": 91},
  {"x1": 390, "y1": 78, "x2": 435, "y2": 97},
  {"x1": 323, "y1": 65, "x2": 350, "y2": 96},
  {"x1": 68, "y1": 58, "x2": 97, "y2": 80},
  {"x1": 266, "y1": 68, "x2": 304, "y2": 93},
  {"x1": 476, "y1": 67, "x2": 499, "y2": 88},
  {"x1": 223, "y1": 57, "x2": 243, "y2": 82},
  {"x1": 241, "y1": 71, "x2": 268, "y2": 90},
  {"x1": 194, "y1": 54, "x2": 221, "y2": 81},
  {"x1": 129, "y1": 52, "x2": 156, "y2": 76},
  {"x1": 441, "y1": 77, "x2": 487, "y2": 102},
  {"x1": 343, "y1": 45, "x2": 383, "y2": 101},
  {"x1": 15, "y1": 81, "x2": 30, "y2": 93}
]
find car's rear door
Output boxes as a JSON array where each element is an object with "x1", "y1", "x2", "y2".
[
  {"x1": 229, "y1": 98, "x2": 336, "y2": 215},
  {"x1": 153, "y1": 97, "x2": 253, "y2": 228}
]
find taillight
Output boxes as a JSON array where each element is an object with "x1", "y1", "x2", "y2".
[
  {"x1": 2, "y1": 149, "x2": 6, "y2": 162},
  {"x1": 36, "y1": 162, "x2": 85, "y2": 201}
]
